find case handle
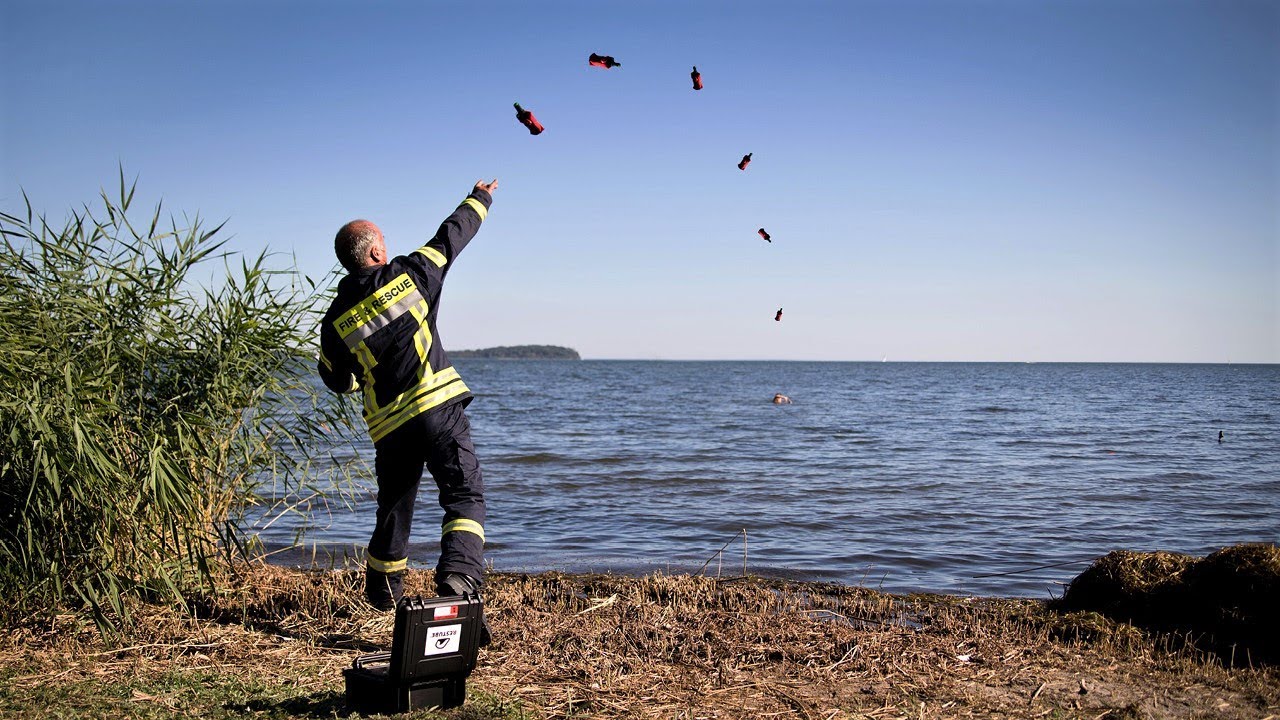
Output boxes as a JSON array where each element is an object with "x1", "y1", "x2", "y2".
[{"x1": 352, "y1": 651, "x2": 392, "y2": 669}]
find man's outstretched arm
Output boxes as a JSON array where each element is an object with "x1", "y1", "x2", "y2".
[{"x1": 413, "y1": 179, "x2": 498, "y2": 271}]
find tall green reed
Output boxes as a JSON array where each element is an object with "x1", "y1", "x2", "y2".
[{"x1": 0, "y1": 173, "x2": 359, "y2": 631}]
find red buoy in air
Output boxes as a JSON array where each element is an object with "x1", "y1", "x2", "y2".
[
  {"x1": 691, "y1": 66, "x2": 703, "y2": 90},
  {"x1": 738, "y1": 153, "x2": 752, "y2": 171},
  {"x1": 758, "y1": 228, "x2": 771, "y2": 242},
  {"x1": 775, "y1": 308, "x2": 783, "y2": 322},
  {"x1": 514, "y1": 102, "x2": 544, "y2": 135},
  {"x1": 588, "y1": 53, "x2": 621, "y2": 69}
]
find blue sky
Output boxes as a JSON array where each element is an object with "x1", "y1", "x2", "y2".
[{"x1": 3, "y1": 0, "x2": 1277, "y2": 362}]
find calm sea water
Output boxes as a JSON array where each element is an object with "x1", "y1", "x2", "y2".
[{"x1": 262, "y1": 361, "x2": 1279, "y2": 598}]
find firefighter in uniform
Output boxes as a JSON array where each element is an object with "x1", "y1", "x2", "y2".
[{"x1": 317, "y1": 180, "x2": 497, "y2": 631}]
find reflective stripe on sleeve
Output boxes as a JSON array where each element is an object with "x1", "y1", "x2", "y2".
[
  {"x1": 366, "y1": 555, "x2": 407, "y2": 574},
  {"x1": 415, "y1": 245, "x2": 448, "y2": 268},
  {"x1": 460, "y1": 197, "x2": 487, "y2": 222},
  {"x1": 442, "y1": 518, "x2": 485, "y2": 542}
]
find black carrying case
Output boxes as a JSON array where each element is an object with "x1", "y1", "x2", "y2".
[{"x1": 343, "y1": 594, "x2": 483, "y2": 714}]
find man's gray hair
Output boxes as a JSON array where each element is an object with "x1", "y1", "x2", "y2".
[{"x1": 335, "y1": 220, "x2": 380, "y2": 272}]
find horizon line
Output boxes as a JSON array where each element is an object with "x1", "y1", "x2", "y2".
[{"x1": 475, "y1": 357, "x2": 1279, "y2": 365}]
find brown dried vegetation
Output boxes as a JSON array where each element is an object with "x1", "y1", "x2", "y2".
[
  {"x1": 1057, "y1": 544, "x2": 1280, "y2": 664},
  {"x1": 3, "y1": 559, "x2": 1278, "y2": 719}
]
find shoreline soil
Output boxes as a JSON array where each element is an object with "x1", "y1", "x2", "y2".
[{"x1": 3, "y1": 563, "x2": 1277, "y2": 719}]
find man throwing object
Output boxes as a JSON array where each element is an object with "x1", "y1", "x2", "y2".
[{"x1": 318, "y1": 180, "x2": 498, "y2": 636}]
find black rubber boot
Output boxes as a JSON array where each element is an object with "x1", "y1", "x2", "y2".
[
  {"x1": 365, "y1": 568, "x2": 404, "y2": 612},
  {"x1": 436, "y1": 572, "x2": 492, "y2": 647}
]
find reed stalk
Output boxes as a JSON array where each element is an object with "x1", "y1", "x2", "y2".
[{"x1": 0, "y1": 172, "x2": 358, "y2": 632}]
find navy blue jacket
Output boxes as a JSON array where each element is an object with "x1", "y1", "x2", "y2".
[{"x1": 318, "y1": 189, "x2": 491, "y2": 442}]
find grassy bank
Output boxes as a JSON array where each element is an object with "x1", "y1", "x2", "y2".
[{"x1": 3, "y1": 563, "x2": 1277, "y2": 719}]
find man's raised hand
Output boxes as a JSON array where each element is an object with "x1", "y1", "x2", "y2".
[{"x1": 475, "y1": 179, "x2": 499, "y2": 195}]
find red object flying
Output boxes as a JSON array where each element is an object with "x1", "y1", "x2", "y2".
[
  {"x1": 514, "y1": 102, "x2": 544, "y2": 135},
  {"x1": 738, "y1": 153, "x2": 752, "y2": 171},
  {"x1": 691, "y1": 66, "x2": 703, "y2": 90},
  {"x1": 588, "y1": 53, "x2": 622, "y2": 69},
  {"x1": 758, "y1": 228, "x2": 771, "y2": 242},
  {"x1": 775, "y1": 308, "x2": 783, "y2": 322}
]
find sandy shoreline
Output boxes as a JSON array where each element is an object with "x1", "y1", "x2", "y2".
[{"x1": 2, "y1": 564, "x2": 1276, "y2": 719}]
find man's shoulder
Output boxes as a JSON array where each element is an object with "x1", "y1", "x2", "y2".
[
  {"x1": 323, "y1": 270, "x2": 373, "y2": 320},
  {"x1": 386, "y1": 256, "x2": 417, "y2": 272},
  {"x1": 339, "y1": 264, "x2": 402, "y2": 292},
  {"x1": 387, "y1": 253, "x2": 438, "y2": 284},
  {"x1": 328, "y1": 260, "x2": 427, "y2": 302}
]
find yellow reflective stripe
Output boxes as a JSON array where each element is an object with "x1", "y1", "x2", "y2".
[
  {"x1": 410, "y1": 301, "x2": 432, "y2": 362},
  {"x1": 333, "y1": 273, "x2": 420, "y2": 343},
  {"x1": 415, "y1": 245, "x2": 448, "y2": 268},
  {"x1": 344, "y1": 374, "x2": 359, "y2": 393},
  {"x1": 364, "y1": 365, "x2": 460, "y2": 426},
  {"x1": 460, "y1": 197, "x2": 487, "y2": 222},
  {"x1": 368, "y1": 380, "x2": 470, "y2": 442},
  {"x1": 354, "y1": 343, "x2": 379, "y2": 415},
  {"x1": 366, "y1": 555, "x2": 407, "y2": 574},
  {"x1": 442, "y1": 518, "x2": 485, "y2": 542}
]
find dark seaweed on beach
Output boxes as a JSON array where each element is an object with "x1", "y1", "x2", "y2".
[{"x1": 1056, "y1": 544, "x2": 1280, "y2": 664}]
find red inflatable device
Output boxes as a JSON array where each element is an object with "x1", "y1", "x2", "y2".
[
  {"x1": 513, "y1": 103, "x2": 544, "y2": 135},
  {"x1": 588, "y1": 53, "x2": 621, "y2": 69},
  {"x1": 758, "y1": 228, "x2": 771, "y2": 242},
  {"x1": 691, "y1": 66, "x2": 703, "y2": 90},
  {"x1": 738, "y1": 153, "x2": 752, "y2": 171},
  {"x1": 775, "y1": 308, "x2": 783, "y2": 322}
]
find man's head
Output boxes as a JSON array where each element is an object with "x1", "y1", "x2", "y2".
[{"x1": 334, "y1": 219, "x2": 387, "y2": 272}]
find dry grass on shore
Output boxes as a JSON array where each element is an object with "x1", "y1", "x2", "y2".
[{"x1": 2, "y1": 562, "x2": 1278, "y2": 719}]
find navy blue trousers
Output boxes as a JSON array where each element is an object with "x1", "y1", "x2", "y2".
[{"x1": 367, "y1": 400, "x2": 486, "y2": 582}]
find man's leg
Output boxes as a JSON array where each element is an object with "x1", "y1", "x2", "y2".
[
  {"x1": 422, "y1": 402, "x2": 487, "y2": 584},
  {"x1": 365, "y1": 423, "x2": 427, "y2": 610},
  {"x1": 422, "y1": 401, "x2": 490, "y2": 644}
]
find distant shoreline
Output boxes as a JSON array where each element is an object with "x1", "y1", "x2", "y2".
[{"x1": 452, "y1": 344, "x2": 580, "y2": 360}]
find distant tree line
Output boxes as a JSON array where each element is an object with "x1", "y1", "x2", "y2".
[{"x1": 452, "y1": 345, "x2": 580, "y2": 359}]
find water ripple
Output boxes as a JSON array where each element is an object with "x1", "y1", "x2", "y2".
[{"x1": 258, "y1": 361, "x2": 1280, "y2": 598}]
